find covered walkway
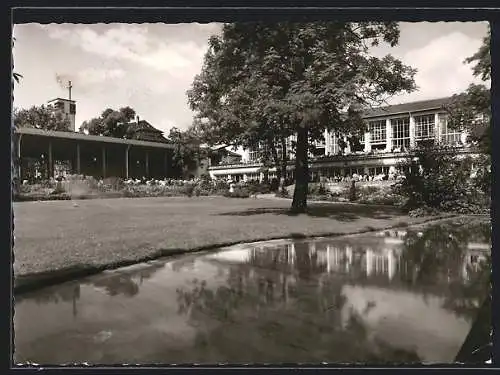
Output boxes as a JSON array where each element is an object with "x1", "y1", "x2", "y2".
[{"x1": 14, "y1": 128, "x2": 175, "y2": 181}]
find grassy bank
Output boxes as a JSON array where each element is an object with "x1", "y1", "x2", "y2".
[{"x1": 12, "y1": 196, "x2": 464, "y2": 293}]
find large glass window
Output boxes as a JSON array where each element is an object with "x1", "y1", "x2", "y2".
[
  {"x1": 439, "y1": 114, "x2": 462, "y2": 145},
  {"x1": 330, "y1": 133, "x2": 340, "y2": 155},
  {"x1": 391, "y1": 117, "x2": 410, "y2": 149},
  {"x1": 248, "y1": 149, "x2": 260, "y2": 162},
  {"x1": 414, "y1": 114, "x2": 435, "y2": 139},
  {"x1": 368, "y1": 120, "x2": 387, "y2": 144}
]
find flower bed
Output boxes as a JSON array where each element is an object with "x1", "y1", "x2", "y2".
[{"x1": 15, "y1": 175, "x2": 273, "y2": 201}]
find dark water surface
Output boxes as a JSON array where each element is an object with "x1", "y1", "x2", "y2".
[{"x1": 14, "y1": 218, "x2": 491, "y2": 365}]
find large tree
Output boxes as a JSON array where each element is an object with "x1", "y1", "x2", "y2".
[
  {"x1": 79, "y1": 106, "x2": 136, "y2": 138},
  {"x1": 13, "y1": 105, "x2": 72, "y2": 131},
  {"x1": 446, "y1": 28, "x2": 491, "y2": 154},
  {"x1": 188, "y1": 22, "x2": 416, "y2": 212}
]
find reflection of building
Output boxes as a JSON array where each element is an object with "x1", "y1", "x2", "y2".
[
  {"x1": 208, "y1": 97, "x2": 480, "y2": 182},
  {"x1": 313, "y1": 235, "x2": 488, "y2": 286},
  {"x1": 462, "y1": 242, "x2": 490, "y2": 280}
]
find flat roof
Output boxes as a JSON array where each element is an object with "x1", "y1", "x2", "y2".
[
  {"x1": 48, "y1": 98, "x2": 76, "y2": 103},
  {"x1": 362, "y1": 97, "x2": 452, "y2": 119},
  {"x1": 16, "y1": 127, "x2": 174, "y2": 149}
]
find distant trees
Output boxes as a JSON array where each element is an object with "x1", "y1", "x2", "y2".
[
  {"x1": 13, "y1": 105, "x2": 71, "y2": 131},
  {"x1": 188, "y1": 22, "x2": 416, "y2": 212},
  {"x1": 79, "y1": 106, "x2": 137, "y2": 138}
]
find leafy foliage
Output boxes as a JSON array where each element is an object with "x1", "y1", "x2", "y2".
[
  {"x1": 445, "y1": 26, "x2": 490, "y2": 155},
  {"x1": 188, "y1": 22, "x2": 416, "y2": 212},
  {"x1": 13, "y1": 105, "x2": 72, "y2": 131},
  {"x1": 394, "y1": 144, "x2": 489, "y2": 213},
  {"x1": 79, "y1": 106, "x2": 136, "y2": 137},
  {"x1": 168, "y1": 127, "x2": 208, "y2": 178}
]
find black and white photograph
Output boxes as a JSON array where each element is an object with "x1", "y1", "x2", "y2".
[{"x1": 11, "y1": 11, "x2": 492, "y2": 366}]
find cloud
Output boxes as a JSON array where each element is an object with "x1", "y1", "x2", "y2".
[
  {"x1": 41, "y1": 24, "x2": 207, "y2": 78},
  {"x1": 54, "y1": 68, "x2": 126, "y2": 95},
  {"x1": 388, "y1": 31, "x2": 486, "y2": 103}
]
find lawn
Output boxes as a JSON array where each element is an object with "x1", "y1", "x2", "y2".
[{"x1": 13, "y1": 196, "x2": 455, "y2": 288}]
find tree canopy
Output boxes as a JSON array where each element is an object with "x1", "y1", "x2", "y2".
[
  {"x1": 168, "y1": 127, "x2": 208, "y2": 178},
  {"x1": 13, "y1": 105, "x2": 71, "y2": 131},
  {"x1": 79, "y1": 106, "x2": 137, "y2": 138},
  {"x1": 446, "y1": 27, "x2": 490, "y2": 154},
  {"x1": 188, "y1": 22, "x2": 417, "y2": 212}
]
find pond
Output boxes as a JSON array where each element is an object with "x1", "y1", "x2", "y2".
[{"x1": 13, "y1": 218, "x2": 491, "y2": 365}]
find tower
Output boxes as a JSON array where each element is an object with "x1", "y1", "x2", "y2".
[{"x1": 48, "y1": 80, "x2": 76, "y2": 131}]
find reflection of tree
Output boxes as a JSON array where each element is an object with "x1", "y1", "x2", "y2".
[
  {"x1": 88, "y1": 262, "x2": 166, "y2": 297},
  {"x1": 443, "y1": 255, "x2": 491, "y2": 322},
  {"x1": 91, "y1": 275, "x2": 140, "y2": 297},
  {"x1": 18, "y1": 283, "x2": 81, "y2": 318},
  {"x1": 400, "y1": 220, "x2": 490, "y2": 321},
  {"x1": 175, "y1": 244, "x2": 420, "y2": 363},
  {"x1": 17, "y1": 261, "x2": 167, "y2": 322}
]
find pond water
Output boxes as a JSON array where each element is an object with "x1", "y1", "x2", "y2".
[{"x1": 13, "y1": 218, "x2": 491, "y2": 365}]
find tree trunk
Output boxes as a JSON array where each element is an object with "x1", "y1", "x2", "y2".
[
  {"x1": 291, "y1": 126, "x2": 308, "y2": 213},
  {"x1": 279, "y1": 136, "x2": 288, "y2": 193}
]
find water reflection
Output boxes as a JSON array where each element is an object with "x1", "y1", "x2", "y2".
[
  {"x1": 15, "y1": 260, "x2": 167, "y2": 317},
  {"x1": 14, "y1": 219, "x2": 490, "y2": 364},
  {"x1": 176, "y1": 219, "x2": 490, "y2": 363}
]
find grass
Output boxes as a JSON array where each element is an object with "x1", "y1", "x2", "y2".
[{"x1": 13, "y1": 196, "x2": 458, "y2": 290}]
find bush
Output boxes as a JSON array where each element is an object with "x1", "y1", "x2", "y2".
[
  {"x1": 308, "y1": 183, "x2": 328, "y2": 195},
  {"x1": 348, "y1": 181, "x2": 357, "y2": 202},
  {"x1": 275, "y1": 189, "x2": 289, "y2": 198},
  {"x1": 103, "y1": 177, "x2": 125, "y2": 191},
  {"x1": 223, "y1": 187, "x2": 250, "y2": 198},
  {"x1": 183, "y1": 184, "x2": 195, "y2": 197},
  {"x1": 394, "y1": 145, "x2": 489, "y2": 213}
]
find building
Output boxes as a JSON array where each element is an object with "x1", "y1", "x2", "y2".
[
  {"x1": 124, "y1": 116, "x2": 170, "y2": 143},
  {"x1": 208, "y1": 97, "x2": 478, "y2": 182},
  {"x1": 15, "y1": 97, "x2": 177, "y2": 181},
  {"x1": 47, "y1": 98, "x2": 76, "y2": 131}
]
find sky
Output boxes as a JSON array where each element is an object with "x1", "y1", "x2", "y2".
[{"x1": 13, "y1": 21, "x2": 489, "y2": 135}]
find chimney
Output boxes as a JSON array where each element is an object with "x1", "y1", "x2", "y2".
[{"x1": 136, "y1": 115, "x2": 140, "y2": 124}]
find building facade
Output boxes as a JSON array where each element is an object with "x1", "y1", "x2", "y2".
[
  {"x1": 47, "y1": 98, "x2": 76, "y2": 131},
  {"x1": 208, "y1": 97, "x2": 477, "y2": 182}
]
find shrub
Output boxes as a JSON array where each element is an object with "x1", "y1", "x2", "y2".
[
  {"x1": 394, "y1": 145, "x2": 488, "y2": 213},
  {"x1": 348, "y1": 181, "x2": 357, "y2": 202},
  {"x1": 308, "y1": 183, "x2": 327, "y2": 195},
  {"x1": 103, "y1": 177, "x2": 125, "y2": 191},
  {"x1": 182, "y1": 184, "x2": 195, "y2": 197},
  {"x1": 224, "y1": 187, "x2": 250, "y2": 198},
  {"x1": 275, "y1": 189, "x2": 289, "y2": 198}
]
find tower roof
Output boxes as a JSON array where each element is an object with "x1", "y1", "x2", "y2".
[{"x1": 47, "y1": 98, "x2": 76, "y2": 104}]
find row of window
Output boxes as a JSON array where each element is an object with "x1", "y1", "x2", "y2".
[
  {"x1": 330, "y1": 114, "x2": 462, "y2": 152},
  {"x1": 248, "y1": 114, "x2": 463, "y2": 159}
]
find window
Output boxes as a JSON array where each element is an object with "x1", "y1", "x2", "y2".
[
  {"x1": 69, "y1": 103, "x2": 76, "y2": 115},
  {"x1": 369, "y1": 120, "x2": 387, "y2": 144},
  {"x1": 391, "y1": 117, "x2": 410, "y2": 149},
  {"x1": 414, "y1": 114, "x2": 435, "y2": 139},
  {"x1": 439, "y1": 114, "x2": 462, "y2": 145},
  {"x1": 248, "y1": 150, "x2": 260, "y2": 162},
  {"x1": 330, "y1": 133, "x2": 340, "y2": 155}
]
